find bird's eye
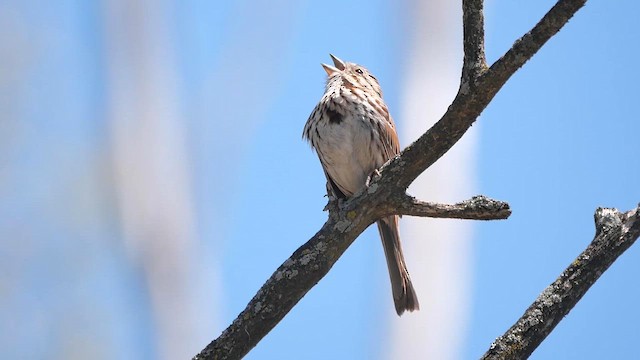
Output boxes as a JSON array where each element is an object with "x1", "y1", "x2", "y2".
[{"x1": 355, "y1": 68, "x2": 364, "y2": 74}]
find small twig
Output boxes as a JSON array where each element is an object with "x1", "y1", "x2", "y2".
[
  {"x1": 481, "y1": 205, "x2": 640, "y2": 359},
  {"x1": 391, "y1": 195, "x2": 511, "y2": 220}
]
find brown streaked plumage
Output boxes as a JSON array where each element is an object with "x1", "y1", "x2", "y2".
[{"x1": 303, "y1": 54, "x2": 419, "y2": 315}]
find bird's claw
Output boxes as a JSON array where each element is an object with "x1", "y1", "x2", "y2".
[{"x1": 365, "y1": 169, "x2": 382, "y2": 187}]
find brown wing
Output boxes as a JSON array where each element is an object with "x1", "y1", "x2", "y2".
[{"x1": 374, "y1": 99, "x2": 400, "y2": 160}]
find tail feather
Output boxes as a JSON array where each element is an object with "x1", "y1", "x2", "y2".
[{"x1": 377, "y1": 215, "x2": 419, "y2": 315}]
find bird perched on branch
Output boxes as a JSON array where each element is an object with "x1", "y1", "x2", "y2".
[{"x1": 303, "y1": 54, "x2": 419, "y2": 315}]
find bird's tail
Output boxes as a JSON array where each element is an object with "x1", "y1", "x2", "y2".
[{"x1": 377, "y1": 215, "x2": 419, "y2": 316}]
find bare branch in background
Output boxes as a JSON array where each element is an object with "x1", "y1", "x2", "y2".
[{"x1": 482, "y1": 205, "x2": 640, "y2": 359}]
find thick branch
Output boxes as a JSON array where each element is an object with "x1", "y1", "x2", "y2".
[
  {"x1": 193, "y1": 196, "x2": 506, "y2": 360},
  {"x1": 193, "y1": 217, "x2": 363, "y2": 360},
  {"x1": 391, "y1": 195, "x2": 511, "y2": 220},
  {"x1": 481, "y1": 205, "x2": 640, "y2": 359}
]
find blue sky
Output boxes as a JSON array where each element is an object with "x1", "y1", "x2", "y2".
[{"x1": 1, "y1": 0, "x2": 638, "y2": 359}]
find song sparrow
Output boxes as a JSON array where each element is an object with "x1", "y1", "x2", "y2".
[{"x1": 303, "y1": 54, "x2": 419, "y2": 315}]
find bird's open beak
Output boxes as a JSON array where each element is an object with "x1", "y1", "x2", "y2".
[
  {"x1": 329, "y1": 54, "x2": 346, "y2": 70},
  {"x1": 321, "y1": 63, "x2": 339, "y2": 76},
  {"x1": 321, "y1": 54, "x2": 346, "y2": 76}
]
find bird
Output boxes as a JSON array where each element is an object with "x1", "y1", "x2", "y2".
[{"x1": 303, "y1": 54, "x2": 419, "y2": 315}]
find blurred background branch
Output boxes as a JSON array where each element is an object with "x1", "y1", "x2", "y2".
[{"x1": 103, "y1": 1, "x2": 209, "y2": 358}]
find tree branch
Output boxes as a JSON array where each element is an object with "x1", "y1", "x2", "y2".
[
  {"x1": 392, "y1": 195, "x2": 511, "y2": 220},
  {"x1": 392, "y1": 0, "x2": 586, "y2": 192},
  {"x1": 462, "y1": 0, "x2": 487, "y2": 82},
  {"x1": 194, "y1": 0, "x2": 588, "y2": 359},
  {"x1": 481, "y1": 205, "x2": 640, "y2": 359},
  {"x1": 193, "y1": 196, "x2": 508, "y2": 360}
]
